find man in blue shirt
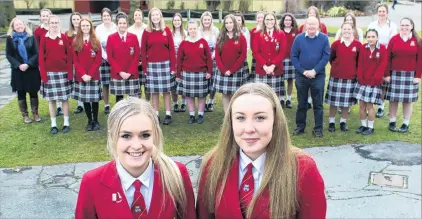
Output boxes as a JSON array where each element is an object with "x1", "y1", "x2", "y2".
[{"x1": 291, "y1": 16, "x2": 330, "y2": 137}]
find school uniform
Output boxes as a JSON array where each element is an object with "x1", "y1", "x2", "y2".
[
  {"x1": 176, "y1": 38, "x2": 213, "y2": 98},
  {"x1": 199, "y1": 27, "x2": 219, "y2": 93},
  {"x1": 252, "y1": 30, "x2": 287, "y2": 96},
  {"x1": 196, "y1": 151, "x2": 327, "y2": 219},
  {"x1": 72, "y1": 39, "x2": 103, "y2": 103},
  {"x1": 384, "y1": 34, "x2": 422, "y2": 103},
  {"x1": 325, "y1": 39, "x2": 361, "y2": 107},
  {"x1": 33, "y1": 25, "x2": 48, "y2": 47},
  {"x1": 141, "y1": 26, "x2": 176, "y2": 94},
  {"x1": 38, "y1": 32, "x2": 73, "y2": 101},
  {"x1": 354, "y1": 43, "x2": 387, "y2": 105},
  {"x1": 95, "y1": 23, "x2": 117, "y2": 86},
  {"x1": 298, "y1": 23, "x2": 328, "y2": 35},
  {"x1": 173, "y1": 30, "x2": 188, "y2": 92},
  {"x1": 367, "y1": 20, "x2": 397, "y2": 47},
  {"x1": 282, "y1": 29, "x2": 299, "y2": 80},
  {"x1": 214, "y1": 34, "x2": 248, "y2": 95},
  {"x1": 75, "y1": 159, "x2": 196, "y2": 219},
  {"x1": 128, "y1": 24, "x2": 148, "y2": 86}
]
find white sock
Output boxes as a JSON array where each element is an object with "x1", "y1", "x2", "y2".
[
  {"x1": 189, "y1": 112, "x2": 195, "y2": 116},
  {"x1": 206, "y1": 99, "x2": 210, "y2": 104},
  {"x1": 173, "y1": 101, "x2": 178, "y2": 106},
  {"x1": 78, "y1": 101, "x2": 83, "y2": 107},
  {"x1": 403, "y1": 119, "x2": 409, "y2": 126},
  {"x1": 329, "y1": 117, "x2": 335, "y2": 123},
  {"x1": 57, "y1": 102, "x2": 62, "y2": 108},
  {"x1": 105, "y1": 104, "x2": 110, "y2": 107},
  {"x1": 156, "y1": 111, "x2": 159, "y2": 116},
  {"x1": 198, "y1": 111, "x2": 204, "y2": 116},
  {"x1": 279, "y1": 96, "x2": 284, "y2": 101},
  {"x1": 379, "y1": 102, "x2": 385, "y2": 110},
  {"x1": 209, "y1": 99, "x2": 215, "y2": 104},
  {"x1": 340, "y1": 118, "x2": 347, "y2": 123},
  {"x1": 64, "y1": 116, "x2": 70, "y2": 126},
  {"x1": 287, "y1": 95, "x2": 292, "y2": 101},
  {"x1": 308, "y1": 97, "x2": 312, "y2": 104},
  {"x1": 361, "y1": 120, "x2": 367, "y2": 127},
  {"x1": 51, "y1": 117, "x2": 57, "y2": 127},
  {"x1": 368, "y1": 120, "x2": 374, "y2": 128},
  {"x1": 181, "y1": 99, "x2": 187, "y2": 105},
  {"x1": 166, "y1": 111, "x2": 171, "y2": 116},
  {"x1": 390, "y1": 117, "x2": 396, "y2": 123}
]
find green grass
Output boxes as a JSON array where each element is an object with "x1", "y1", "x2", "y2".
[{"x1": 0, "y1": 29, "x2": 421, "y2": 168}]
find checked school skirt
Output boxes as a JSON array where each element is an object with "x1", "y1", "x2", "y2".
[
  {"x1": 40, "y1": 72, "x2": 72, "y2": 101},
  {"x1": 146, "y1": 60, "x2": 175, "y2": 94},
  {"x1": 385, "y1": 70, "x2": 419, "y2": 103},
  {"x1": 73, "y1": 80, "x2": 102, "y2": 103},
  {"x1": 354, "y1": 83, "x2": 382, "y2": 105},
  {"x1": 325, "y1": 77, "x2": 357, "y2": 107},
  {"x1": 177, "y1": 72, "x2": 209, "y2": 98},
  {"x1": 138, "y1": 65, "x2": 146, "y2": 86},
  {"x1": 283, "y1": 59, "x2": 296, "y2": 80},
  {"x1": 110, "y1": 78, "x2": 140, "y2": 96},
  {"x1": 100, "y1": 59, "x2": 111, "y2": 85},
  {"x1": 254, "y1": 74, "x2": 285, "y2": 96},
  {"x1": 214, "y1": 65, "x2": 248, "y2": 95}
]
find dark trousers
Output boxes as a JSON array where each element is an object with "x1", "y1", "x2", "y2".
[
  {"x1": 295, "y1": 74, "x2": 325, "y2": 132},
  {"x1": 392, "y1": 0, "x2": 398, "y2": 9},
  {"x1": 17, "y1": 90, "x2": 38, "y2": 100}
]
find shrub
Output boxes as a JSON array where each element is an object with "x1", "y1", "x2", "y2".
[
  {"x1": 327, "y1": 6, "x2": 347, "y2": 17},
  {"x1": 166, "y1": 0, "x2": 175, "y2": 10}
]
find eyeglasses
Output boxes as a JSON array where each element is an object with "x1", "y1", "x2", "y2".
[
  {"x1": 265, "y1": 19, "x2": 275, "y2": 21},
  {"x1": 49, "y1": 22, "x2": 59, "y2": 24},
  {"x1": 400, "y1": 24, "x2": 411, "y2": 27}
]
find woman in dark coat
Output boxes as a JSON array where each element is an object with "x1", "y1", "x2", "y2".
[{"x1": 6, "y1": 17, "x2": 41, "y2": 124}]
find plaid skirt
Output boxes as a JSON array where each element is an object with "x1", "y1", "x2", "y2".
[
  {"x1": 40, "y1": 72, "x2": 72, "y2": 101},
  {"x1": 73, "y1": 80, "x2": 102, "y2": 102},
  {"x1": 325, "y1": 77, "x2": 357, "y2": 107},
  {"x1": 208, "y1": 60, "x2": 217, "y2": 93},
  {"x1": 242, "y1": 59, "x2": 251, "y2": 83},
  {"x1": 385, "y1": 70, "x2": 419, "y2": 103},
  {"x1": 110, "y1": 78, "x2": 140, "y2": 96},
  {"x1": 100, "y1": 59, "x2": 111, "y2": 85},
  {"x1": 254, "y1": 74, "x2": 285, "y2": 96},
  {"x1": 177, "y1": 72, "x2": 208, "y2": 98},
  {"x1": 146, "y1": 60, "x2": 175, "y2": 94},
  {"x1": 283, "y1": 59, "x2": 296, "y2": 80},
  {"x1": 214, "y1": 66, "x2": 248, "y2": 95},
  {"x1": 248, "y1": 58, "x2": 257, "y2": 82},
  {"x1": 354, "y1": 83, "x2": 382, "y2": 105}
]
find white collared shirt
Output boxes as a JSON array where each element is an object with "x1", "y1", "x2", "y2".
[
  {"x1": 45, "y1": 31, "x2": 61, "y2": 40},
  {"x1": 128, "y1": 23, "x2": 147, "y2": 48},
  {"x1": 95, "y1": 23, "x2": 117, "y2": 60},
  {"x1": 83, "y1": 35, "x2": 90, "y2": 42},
  {"x1": 238, "y1": 150, "x2": 266, "y2": 195},
  {"x1": 400, "y1": 33, "x2": 412, "y2": 42},
  {"x1": 367, "y1": 20, "x2": 397, "y2": 46},
  {"x1": 305, "y1": 31, "x2": 320, "y2": 38},
  {"x1": 116, "y1": 158, "x2": 154, "y2": 211},
  {"x1": 119, "y1": 32, "x2": 128, "y2": 42}
]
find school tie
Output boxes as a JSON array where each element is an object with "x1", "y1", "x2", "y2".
[
  {"x1": 239, "y1": 163, "x2": 254, "y2": 216},
  {"x1": 121, "y1": 36, "x2": 125, "y2": 42},
  {"x1": 131, "y1": 180, "x2": 147, "y2": 219},
  {"x1": 84, "y1": 40, "x2": 88, "y2": 44}
]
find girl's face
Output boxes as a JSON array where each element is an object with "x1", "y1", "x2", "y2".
[
  {"x1": 377, "y1": 6, "x2": 388, "y2": 20},
  {"x1": 235, "y1": 16, "x2": 242, "y2": 29},
  {"x1": 173, "y1": 16, "x2": 182, "y2": 28},
  {"x1": 342, "y1": 24, "x2": 353, "y2": 38},
  {"x1": 366, "y1": 31, "x2": 378, "y2": 46},
  {"x1": 256, "y1": 13, "x2": 264, "y2": 25},
  {"x1": 265, "y1": 14, "x2": 276, "y2": 30},
  {"x1": 80, "y1": 20, "x2": 91, "y2": 35},
  {"x1": 224, "y1": 17, "x2": 234, "y2": 32},
  {"x1": 283, "y1": 16, "x2": 292, "y2": 28},
  {"x1": 345, "y1": 15, "x2": 353, "y2": 24},
  {"x1": 400, "y1": 19, "x2": 412, "y2": 35},
  {"x1": 48, "y1": 17, "x2": 60, "y2": 32},
  {"x1": 202, "y1": 15, "x2": 212, "y2": 28},
  {"x1": 13, "y1": 19, "x2": 25, "y2": 33},
  {"x1": 40, "y1": 11, "x2": 50, "y2": 24},
  {"x1": 102, "y1": 12, "x2": 112, "y2": 24},
  {"x1": 134, "y1": 11, "x2": 143, "y2": 24},
  {"x1": 308, "y1": 8, "x2": 317, "y2": 17},
  {"x1": 71, "y1": 15, "x2": 81, "y2": 28},
  {"x1": 117, "y1": 18, "x2": 128, "y2": 33},
  {"x1": 188, "y1": 23, "x2": 197, "y2": 38},
  {"x1": 151, "y1": 10, "x2": 161, "y2": 25}
]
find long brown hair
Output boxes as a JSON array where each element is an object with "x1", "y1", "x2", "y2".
[
  {"x1": 260, "y1": 12, "x2": 280, "y2": 36},
  {"x1": 217, "y1": 14, "x2": 241, "y2": 51},
  {"x1": 147, "y1": 7, "x2": 166, "y2": 32},
  {"x1": 343, "y1": 13, "x2": 359, "y2": 40},
  {"x1": 199, "y1": 82, "x2": 299, "y2": 219},
  {"x1": 401, "y1": 17, "x2": 421, "y2": 46},
  {"x1": 73, "y1": 18, "x2": 100, "y2": 52},
  {"x1": 67, "y1": 12, "x2": 82, "y2": 37},
  {"x1": 306, "y1": 6, "x2": 324, "y2": 32},
  {"x1": 172, "y1": 13, "x2": 186, "y2": 40},
  {"x1": 280, "y1": 13, "x2": 298, "y2": 34}
]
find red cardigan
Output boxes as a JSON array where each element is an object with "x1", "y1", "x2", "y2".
[
  {"x1": 215, "y1": 35, "x2": 247, "y2": 75},
  {"x1": 252, "y1": 30, "x2": 287, "y2": 76},
  {"x1": 33, "y1": 26, "x2": 48, "y2": 47},
  {"x1": 357, "y1": 43, "x2": 388, "y2": 86},
  {"x1": 141, "y1": 26, "x2": 176, "y2": 74},
  {"x1": 72, "y1": 41, "x2": 102, "y2": 82},
  {"x1": 298, "y1": 23, "x2": 328, "y2": 35},
  {"x1": 75, "y1": 160, "x2": 196, "y2": 219},
  {"x1": 329, "y1": 39, "x2": 362, "y2": 79},
  {"x1": 385, "y1": 34, "x2": 422, "y2": 78},
  {"x1": 176, "y1": 38, "x2": 213, "y2": 78},
  {"x1": 196, "y1": 153, "x2": 327, "y2": 219},
  {"x1": 106, "y1": 32, "x2": 140, "y2": 79},
  {"x1": 282, "y1": 29, "x2": 300, "y2": 59},
  {"x1": 38, "y1": 33, "x2": 73, "y2": 83}
]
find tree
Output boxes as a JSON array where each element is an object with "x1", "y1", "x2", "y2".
[
  {"x1": 128, "y1": 0, "x2": 141, "y2": 25},
  {"x1": 0, "y1": 0, "x2": 16, "y2": 28},
  {"x1": 222, "y1": 0, "x2": 232, "y2": 11},
  {"x1": 238, "y1": 0, "x2": 251, "y2": 12},
  {"x1": 205, "y1": 0, "x2": 220, "y2": 11},
  {"x1": 23, "y1": 0, "x2": 35, "y2": 9}
]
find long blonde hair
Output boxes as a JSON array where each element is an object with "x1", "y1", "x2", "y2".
[
  {"x1": 7, "y1": 17, "x2": 33, "y2": 36},
  {"x1": 199, "y1": 11, "x2": 219, "y2": 40},
  {"x1": 200, "y1": 83, "x2": 299, "y2": 219},
  {"x1": 147, "y1": 7, "x2": 166, "y2": 32},
  {"x1": 260, "y1": 12, "x2": 280, "y2": 36},
  {"x1": 107, "y1": 98, "x2": 188, "y2": 217}
]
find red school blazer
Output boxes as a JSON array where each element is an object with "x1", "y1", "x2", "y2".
[
  {"x1": 196, "y1": 153, "x2": 327, "y2": 219},
  {"x1": 106, "y1": 32, "x2": 140, "y2": 80},
  {"x1": 75, "y1": 160, "x2": 196, "y2": 219},
  {"x1": 252, "y1": 30, "x2": 287, "y2": 76}
]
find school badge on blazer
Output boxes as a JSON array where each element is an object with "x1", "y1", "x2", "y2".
[
  {"x1": 243, "y1": 184, "x2": 250, "y2": 192},
  {"x1": 199, "y1": 43, "x2": 203, "y2": 48},
  {"x1": 112, "y1": 192, "x2": 123, "y2": 203},
  {"x1": 130, "y1": 47, "x2": 134, "y2": 55},
  {"x1": 59, "y1": 40, "x2": 63, "y2": 46},
  {"x1": 352, "y1": 47, "x2": 357, "y2": 52},
  {"x1": 275, "y1": 41, "x2": 280, "y2": 50},
  {"x1": 91, "y1": 50, "x2": 96, "y2": 58},
  {"x1": 376, "y1": 52, "x2": 380, "y2": 58},
  {"x1": 410, "y1": 41, "x2": 415, "y2": 46}
]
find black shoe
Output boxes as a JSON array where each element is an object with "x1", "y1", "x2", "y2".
[
  {"x1": 188, "y1": 116, "x2": 196, "y2": 124},
  {"x1": 50, "y1": 127, "x2": 59, "y2": 134},
  {"x1": 328, "y1": 123, "x2": 336, "y2": 132},
  {"x1": 204, "y1": 104, "x2": 209, "y2": 112},
  {"x1": 340, "y1": 122, "x2": 348, "y2": 132},
  {"x1": 376, "y1": 108, "x2": 384, "y2": 118},
  {"x1": 173, "y1": 104, "x2": 180, "y2": 113},
  {"x1": 362, "y1": 128, "x2": 375, "y2": 135},
  {"x1": 74, "y1": 106, "x2": 84, "y2": 114},
  {"x1": 286, "y1": 100, "x2": 292, "y2": 109},
  {"x1": 197, "y1": 115, "x2": 205, "y2": 124},
  {"x1": 398, "y1": 124, "x2": 409, "y2": 133},
  {"x1": 356, "y1": 126, "x2": 367, "y2": 134},
  {"x1": 307, "y1": 103, "x2": 312, "y2": 110},
  {"x1": 62, "y1": 126, "x2": 70, "y2": 133},
  {"x1": 280, "y1": 100, "x2": 285, "y2": 108},
  {"x1": 157, "y1": 116, "x2": 161, "y2": 124},
  {"x1": 180, "y1": 104, "x2": 187, "y2": 112},
  {"x1": 104, "y1": 106, "x2": 110, "y2": 115},
  {"x1": 293, "y1": 128, "x2": 305, "y2": 136},
  {"x1": 86, "y1": 121, "x2": 93, "y2": 131},
  {"x1": 389, "y1": 122, "x2": 397, "y2": 132},
  {"x1": 56, "y1": 107, "x2": 63, "y2": 116},
  {"x1": 92, "y1": 121, "x2": 100, "y2": 131},
  {"x1": 313, "y1": 130, "x2": 323, "y2": 137},
  {"x1": 207, "y1": 103, "x2": 214, "y2": 112},
  {"x1": 163, "y1": 115, "x2": 172, "y2": 125}
]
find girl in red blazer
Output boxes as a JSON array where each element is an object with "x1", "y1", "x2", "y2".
[
  {"x1": 354, "y1": 29, "x2": 387, "y2": 135},
  {"x1": 249, "y1": 11, "x2": 264, "y2": 80},
  {"x1": 72, "y1": 18, "x2": 103, "y2": 132},
  {"x1": 141, "y1": 7, "x2": 177, "y2": 125},
  {"x1": 252, "y1": 12, "x2": 287, "y2": 105},
  {"x1": 75, "y1": 98, "x2": 196, "y2": 219},
  {"x1": 298, "y1": 6, "x2": 328, "y2": 35},
  {"x1": 325, "y1": 22, "x2": 362, "y2": 133},
  {"x1": 176, "y1": 20, "x2": 212, "y2": 124},
  {"x1": 385, "y1": 17, "x2": 422, "y2": 133},
  {"x1": 33, "y1": 8, "x2": 51, "y2": 47},
  {"x1": 197, "y1": 83, "x2": 326, "y2": 219},
  {"x1": 39, "y1": 15, "x2": 73, "y2": 134},
  {"x1": 214, "y1": 14, "x2": 248, "y2": 112},
  {"x1": 280, "y1": 13, "x2": 299, "y2": 109},
  {"x1": 106, "y1": 12, "x2": 140, "y2": 103}
]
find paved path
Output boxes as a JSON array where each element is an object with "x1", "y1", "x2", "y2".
[
  {"x1": 0, "y1": 57, "x2": 14, "y2": 110},
  {"x1": 0, "y1": 141, "x2": 420, "y2": 218}
]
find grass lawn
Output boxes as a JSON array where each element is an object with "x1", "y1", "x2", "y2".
[{"x1": 0, "y1": 26, "x2": 421, "y2": 168}]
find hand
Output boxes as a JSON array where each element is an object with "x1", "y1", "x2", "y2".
[
  {"x1": 19, "y1": 64, "x2": 29, "y2": 72},
  {"x1": 171, "y1": 71, "x2": 175, "y2": 75},
  {"x1": 225, "y1": 70, "x2": 231, "y2": 76},
  {"x1": 212, "y1": 53, "x2": 215, "y2": 59},
  {"x1": 176, "y1": 77, "x2": 181, "y2": 82},
  {"x1": 206, "y1": 73, "x2": 211, "y2": 79},
  {"x1": 119, "y1": 72, "x2": 131, "y2": 80},
  {"x1": 81, "y1": 74, "x2": 91, "y2": 83},
  {"x1": 138, "y1": 61, "x2": 142, "y2": 66},
  {"x1": 307, "y1": 70, "x2": 316, "y2": 79},
  {"x1": 268, "y1": 65, "x2": 276, "y2": 75},
  {"x1": 414, "y1": 78, "x2": 421, "y2": 84},
  {"x1": 384, "y1": 76, "x2": 391, "y2": 83},
  {"x1": 263, "y1": 65, "x2": 271, "y2": 75}
]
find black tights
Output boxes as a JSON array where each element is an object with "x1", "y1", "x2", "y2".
[
  {"x1": 17, "y1": 91, "x2": 38, "y2": 100},
  {"x1": 83, "y1": 102, "x2": 99, "y2": 122}
]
